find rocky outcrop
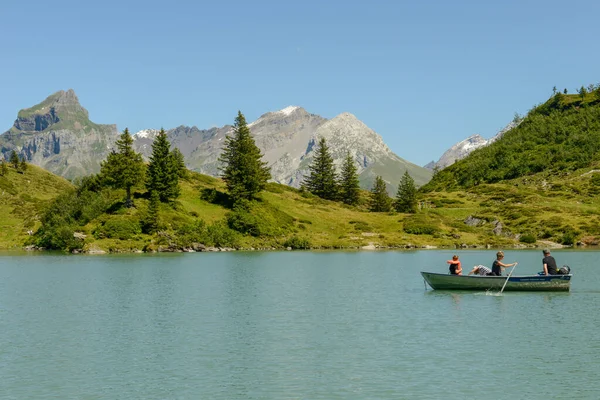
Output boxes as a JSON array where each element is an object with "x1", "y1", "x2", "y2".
[{"x1": 0, "y1": 90, "x2": 119, "y2": 179}]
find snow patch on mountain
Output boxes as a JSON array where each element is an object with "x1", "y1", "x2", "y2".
[
  {"x1": 277, "y1": 106, "x2": 299, "y2": 116},
  {"x1": 134, "y1": 129, "x2": 159, "y2": 139}
]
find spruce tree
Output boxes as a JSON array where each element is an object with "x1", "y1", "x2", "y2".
[
  {"x1": 339, "y1": 152, "x2": 360, "y2": 205},
  {"x1": 0, "y1": 159, "x2": 7, "y2": 176},
  {"x1": 100, "y1": 128, "x2": 145, "y2": 207},
  {"x1": 395, "y1": 171, "x2": 418, "y2": 213},
  {"x1": 146, "y1": 128, "x2": 180, "y2": 202},
  {"x1": 171, "y1": 148, "x2": 187, "y2": 179},
  {"x1": 144, "y1": 190, "x2": 160, "y2": 234},
  {"x1": 19, "y1": 157, "x2": 27, "y2": 173},
  {"x1": 10, "y1": 150, "x2": 19, "y2": 168},
  {"x1": 579, "y1": 86, "x2": 587, "y2": 102},
  {"x1": 218, "y1": 111, "x2": 271, "y2": 203},
  {"x1": 369, "y1": 176, "x2": 392, "y2": 212},
  {"x1": 302, "y1": 137, "x2": 338, "y2": 200}
]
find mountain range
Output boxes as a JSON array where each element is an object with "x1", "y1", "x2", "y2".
[{"x1": 0, "y1": 90, "x2": 432, "y2": 192}]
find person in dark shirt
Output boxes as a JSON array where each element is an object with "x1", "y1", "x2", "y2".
[
  {"x1": 491, "y1": 251, "x2": 517, "y2": 276},
  {"x1": 447, "y1": 255, "x2": 462, "y2": 275},
  {"x1": 542, "y1": 249, "x2": 558, "y2": 275}
]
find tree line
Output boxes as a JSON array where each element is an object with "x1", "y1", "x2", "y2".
[
  {"x1": 302, "y1": 137, "x2": 418, "y2": 213},
  {"x1": 25, "y1": 110, "x2": 419, "y2": 250}
]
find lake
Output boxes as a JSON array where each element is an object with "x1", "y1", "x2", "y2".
[{"x1": 0, "y1": 249, "x2": 598, "y2": 399}]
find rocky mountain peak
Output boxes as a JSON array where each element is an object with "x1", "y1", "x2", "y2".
[
  {"x1": 13, "y1": 89, "x2": 89, "y2": 132},
  {"x1": 1, "y1": 90, "x2": 118, "y2": 179}
]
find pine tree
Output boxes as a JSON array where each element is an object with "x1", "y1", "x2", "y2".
[
  {"x1": 100, "y1": 128, "x2": 145, "y2": 207},
  {"x1": 146, "y1": 128, "x2": 180, "y2": 202},
  {"x1": 369, "y1": 176, "x2": 392, "y2": 212},
  {"x1": 171, "y1": 148, "x2": 187, "y2": 179},
  {"x1": 395, "y1": 171, "x2": 418, "y2": 213},
  {"x1": 302, "y1": 137, "x2": 338, "y2": 200},
  {"x1": 10, "y1": 150, "x2": 19, "y2": 168},
  {"x1": 0, "y1": 159, "x2": 7, "y2": 176},
  {"x1": 144, "y1": 190, "x2": 160, "y2": 234},
  {"x1": 218, "y1": 111, "x2": 271, "y2": 203},
  {"x1": 19, "y1": 157, "x2": 27, "y2": 173},
  {"x1": 579, "y1": 86, "x2": 587, "y2": 102},
  {"x1": 339, "y1": 152, "x2": 360, "y2": 205}
]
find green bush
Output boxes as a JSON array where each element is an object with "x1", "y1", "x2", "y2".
[
  {"x1": 227, "y1": 208, "x2": 269, "y2": 236},
  {"x1": 226, "y1": 202, "x2": 294, "y2": 237},
  {"x1": 283, "y1": 235, "x2": 311, "y2": 250},
  {"x1": 206, "y1": 221, "x2": 240, "y2": 248},
  {"x1": 403, "y1": 223, "x2": 438, "y2": 235},
  {"x1": 560, "y1": 232, "x2": 576, "y2": 245},
  {"x1": 95, "y1": 218, "x2": 141, "y2": 240},
  {"x1": 519, "y1": 234, "x2": 536, "y2": 244},
  {"x1": 403, "y1": 214, "x2": 440, "y2": 235},
  {"x1": 349, "y1": 220, "x2": 370, "y2": 231}
]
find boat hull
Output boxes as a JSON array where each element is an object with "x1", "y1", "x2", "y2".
[{"x1": 421, "y1": 272, "x2": 572, "y2": 292}]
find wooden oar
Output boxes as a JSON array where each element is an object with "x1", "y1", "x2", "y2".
[{"x1": 499, "y1": 262, "x2": 518, "y2": 294}]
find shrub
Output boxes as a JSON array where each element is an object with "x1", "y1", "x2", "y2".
[
  {"x1": 350, "y1": 220, "x2": 370, "y2": 231},
  {"x1": 283, "y1": 235, "x2": 311, "y2": 250},
  {"x1": 206, "y1": 221, "x2": 240, "y2": 248},
  {"x1": 519, "y1": 234, "x2": 536, "y2": 244},
  {"x1": 403, "y1": 223, "x2": 437, "y2": 235},
  {"x1": 560, "y1": 232, "x2": 576, "y2": 245},
  {"x1": 403, "y1": 214, "x2": 440, "y2": 235},
  {"x1": 95, "y1": 217, "x2": 141, "y2": 240},
  {"x1": 227, "y1": 208, "x2": 268, "y2": 237}
]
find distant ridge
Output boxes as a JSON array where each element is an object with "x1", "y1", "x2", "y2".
[{"x1": 132, "y1": 106, "x2": 432, "y2": 192}]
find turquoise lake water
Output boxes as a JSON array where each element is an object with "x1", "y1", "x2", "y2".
[{"x1": 0, "y1": 249, "x2": 598, "y2": 399}]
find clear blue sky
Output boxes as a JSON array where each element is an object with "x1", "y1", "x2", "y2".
[{"x1": 1, "y1": 0, "x2": 599, "y2": 166}]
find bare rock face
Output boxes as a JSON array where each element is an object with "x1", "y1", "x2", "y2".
[
  {"x1": 133, "y1": 106, "x2": 433, "y2": 193},
  {"x1": 427, "y1": 121, "x2": 519, "y2": 170},
  {"x1": 0, "y1": 90, "x2": 118, "y2": 179}
]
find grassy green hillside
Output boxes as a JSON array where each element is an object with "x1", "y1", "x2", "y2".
[
  {"x1": 417, "y1": 87, "x2": 600, "y2": 248},
  {"x1": 426, "y1": 91, "x2": 600, "y2": 190},
  {"x1": 0, "y1": 164, "x2": 73, "y2": 248},
  {"x1": 2, "y1": 161, "x2": 600, "y2": 252}
]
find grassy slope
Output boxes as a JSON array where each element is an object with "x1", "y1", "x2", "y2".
[
  {"x1": 420, "y1": 165, "x2": 600, "y2": 247},
  {"x1": 0, "y1": 164, "x2": 73, "y2": 248},
  {"x1": 2, "y1": 163, "x2": 599, "y2": 251}
]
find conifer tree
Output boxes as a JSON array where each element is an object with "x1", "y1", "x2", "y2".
[
  {"x1": 218, "y1": 111, "x2": 271, "y2": 203},
  {"x1": 144, "y1": 190, "x2": 160, "y2": 234},
  {"x1": 302, "y1": 137, "x2": 338, "y2": 200},
  {"x1": 0, "y1": 159, "x2": 7, "y2": 176},
  {"x1": 10, "y1": 150, "x2": 19, "y2": 168},
  {"x1": 19, "y1": 157, "x2": 27, "y2": 173},
  {"x1": 579, "y1": 86, "x2": 587, "y2": 102},
  {"x1": 395, "y1": 171, "x2": 418, "y2": 213},
  {"x1": 100, "y1": 128, "x2": 145, "y2": 207},
  {"x1": 369, "y1": 176, "x2": 392, "y2": 212},
  {"x1": 339, "y1": 151, "x2": 360, "y2": 205},
  {"x1": 171, "y1": 148, "x2": 187, "y2": 179},
  {"x1": 146, "y1": 128, "x2": 180, "y2": 202}
]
